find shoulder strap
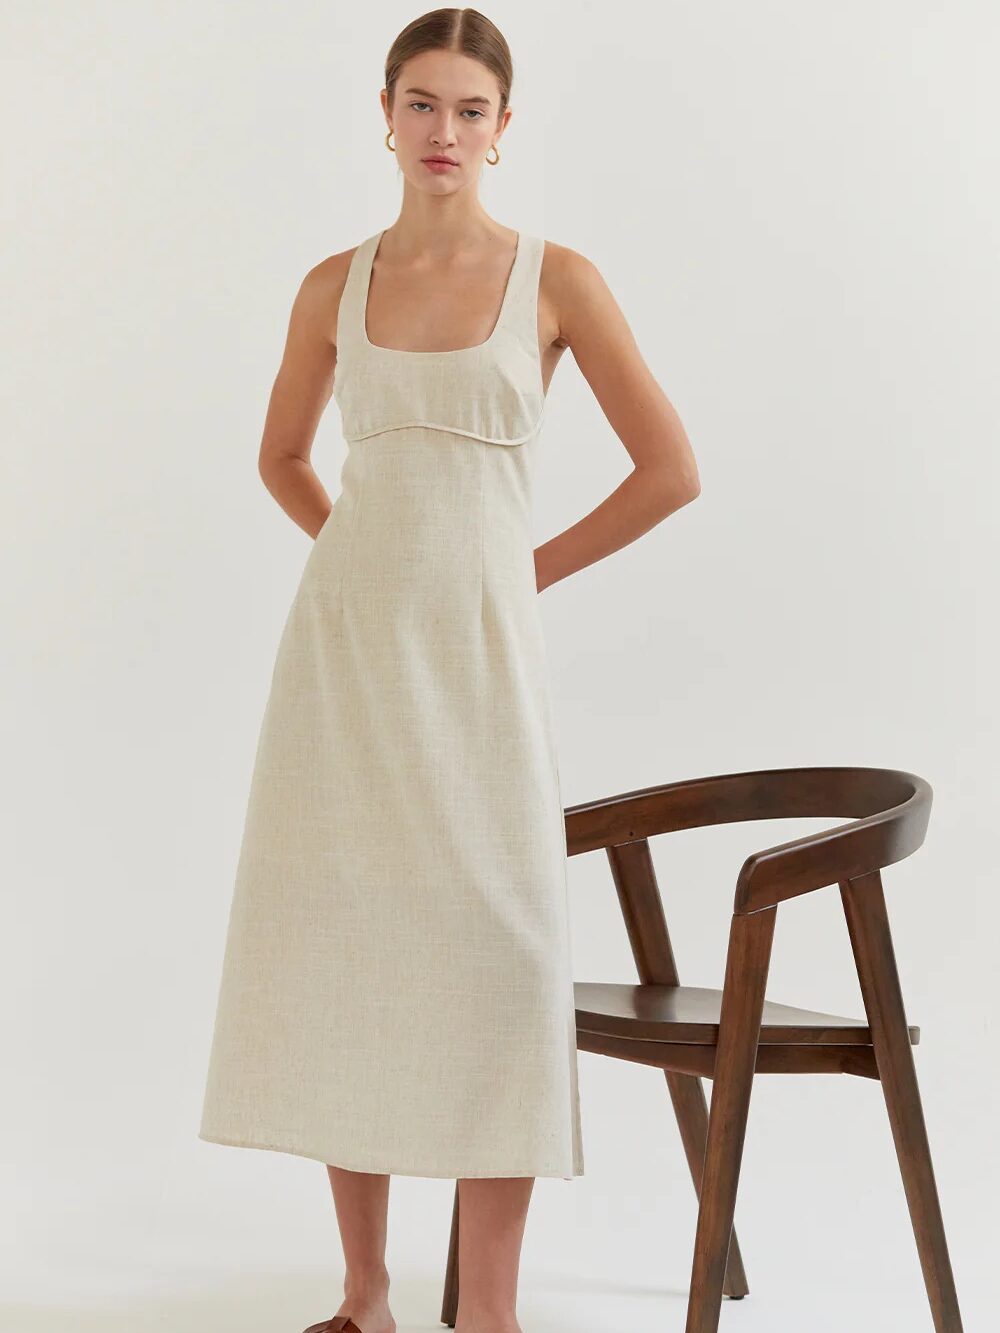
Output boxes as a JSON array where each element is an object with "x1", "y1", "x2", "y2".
[
  {"x1": 335, "y1": 232, "x2": 381, "y2": 351},
  {"x1": 496, "y1": 233, "x2": 543, "y2": 342}
]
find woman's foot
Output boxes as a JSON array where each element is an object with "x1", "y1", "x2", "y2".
[{"x1": 330, "y1": 1279, "x2": 396, "y2": 1333}]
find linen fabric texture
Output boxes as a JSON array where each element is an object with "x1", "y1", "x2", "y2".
[{"x1": 198, "y1": 229, "x2": 585, "y2": 1179}]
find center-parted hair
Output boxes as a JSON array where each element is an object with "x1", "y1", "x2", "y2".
[{"x1": 385, "y1": 8, "x2": 513, "y2": 123}]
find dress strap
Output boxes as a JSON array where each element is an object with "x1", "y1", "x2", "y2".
[
  {"x1": 335, "y1": 232, "x2": 381, "y2": 353},
  {"x1": 498, "y1": 233, "x2": 544, "y2": 357}
]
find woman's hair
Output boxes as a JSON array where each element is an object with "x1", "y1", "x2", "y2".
[{"x1": 385, "y1": 8, "x2": 513, "y2": 123}]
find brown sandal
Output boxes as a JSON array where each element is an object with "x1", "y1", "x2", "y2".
[{"x1": 301, "y1": 1319, "x2": 364, "y2": 1333}]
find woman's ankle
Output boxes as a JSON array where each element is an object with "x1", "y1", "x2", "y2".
[
  {"x1": 453, "y1": 1306, "x2": 520, "y2": 1333},
  {"x1": 344, "y1": 1264, "x2": 391, "y2": 1304}
]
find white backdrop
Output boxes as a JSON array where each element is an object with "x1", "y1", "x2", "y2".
[{"x1": 2, "y1": 2, "x2": 996, "y2": 1330}]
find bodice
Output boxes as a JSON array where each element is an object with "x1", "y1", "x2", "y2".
[{"x1": 332, "y1": 229, "x2": 547, "y2": 446}]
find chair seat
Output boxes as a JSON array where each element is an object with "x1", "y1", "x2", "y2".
[{"x1": 575, "y1": 982, "x2": 920, "y2": 1046}]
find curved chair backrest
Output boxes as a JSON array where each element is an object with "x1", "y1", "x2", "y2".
[{"x1": 563, "y1": 766, "x2": 932, "y2": 914}]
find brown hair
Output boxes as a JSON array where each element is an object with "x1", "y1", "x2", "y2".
[{"x1": 384, "y1": 9, "x2": 513, "y2": 124}]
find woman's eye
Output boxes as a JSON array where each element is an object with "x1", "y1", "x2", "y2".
[{"x1": 408, "y1": 102, "x2": 484, "y2": 120}]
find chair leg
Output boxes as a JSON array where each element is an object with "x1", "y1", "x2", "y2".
[
  {"x1": 840, "y1": 872, "x2": 965, "y2": 1332},
  {"x1": 606, "y1": 836, "x2": 751, "y2": 1301},
  {"x1": 666, "y1": 1071, "x2": 750, "y2": 1299},
  {"x1": 684, "y1": 906, "x2": 776, "y2": 1333},
  {"x1": 440, "y1": 1181, "x2": 460, "y2": 1327},
  {"x1": 443, "y1": 1086, "x2": 755, "y2": 1331}
]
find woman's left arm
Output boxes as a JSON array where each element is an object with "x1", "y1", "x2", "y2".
[{"x1": 535, "y1": 244, "x2": 701, "y2": 593}]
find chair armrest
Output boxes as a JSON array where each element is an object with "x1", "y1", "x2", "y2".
[{"x1": 734, "y1": 790, "x2": 932, "y2": 914}]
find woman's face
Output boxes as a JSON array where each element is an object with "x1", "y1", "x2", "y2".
[{"x1": 383, "y1": 49, "x2": 510, "y2": 193}]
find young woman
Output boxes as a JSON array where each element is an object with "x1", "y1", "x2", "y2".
[{"x1": 199, "y1": 9, "x2": 700, "y2": 1333}]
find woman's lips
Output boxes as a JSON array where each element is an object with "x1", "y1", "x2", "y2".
[{"x1": 422, "y1": 158, "x2": 457, "y2": 172}]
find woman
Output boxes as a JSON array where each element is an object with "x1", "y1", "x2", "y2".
[{"x1": 199, "y1": 8, "x2": 700, "y2": 1333}]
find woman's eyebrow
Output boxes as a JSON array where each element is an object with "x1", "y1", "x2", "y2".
[{"x1": 402, "y1": 85, "x2": 493, "y2": 106}]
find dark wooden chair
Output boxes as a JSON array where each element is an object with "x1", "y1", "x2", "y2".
[{"x1": 440, "y1": 765, "x2": 964, "y2": 1333}]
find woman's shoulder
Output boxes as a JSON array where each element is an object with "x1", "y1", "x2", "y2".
[
  {"x1": 538, "y1": 236, "x2": 607, "y2": 285},
  {"x1": 275, "y1": 241, "x2": 365, "y2": 351},
  {"x1": 537, "y1": 238, "x2": 614, "y2": 345},
  {"x1": 301, "y1": 238, "x2": 366, "y2": 294},
  {"x1": 291, "y1": 237, "x2": 375, "y2": 344}
]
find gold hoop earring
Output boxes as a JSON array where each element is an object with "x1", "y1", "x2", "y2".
[
  {"x1": 486, "y1": 143, "x2": 500, "y2": 166},
  {"x1": 385, "y1": 129, "x2": 395, "y2": 152}
]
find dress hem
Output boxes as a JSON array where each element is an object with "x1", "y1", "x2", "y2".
[{"x1": 198, "y1": 1129, "x2": 584, "y2": 1181}]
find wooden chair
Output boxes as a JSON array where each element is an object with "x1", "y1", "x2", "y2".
[{"x1": 440, "y1": 765, "x2": 964, "y2": 1333}]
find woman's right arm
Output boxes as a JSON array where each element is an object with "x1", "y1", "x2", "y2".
[{"x1": 257, "y1": 251, "x2": 351, "y2": 540}]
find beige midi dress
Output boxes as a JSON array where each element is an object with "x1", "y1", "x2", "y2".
[{"x1": 198, "y1": 229, "x2": 585, "y2": 1179}]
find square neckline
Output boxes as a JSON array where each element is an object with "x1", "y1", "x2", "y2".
[{"x1": 360, "y1": 228, "x2": 523, "y2": 357}]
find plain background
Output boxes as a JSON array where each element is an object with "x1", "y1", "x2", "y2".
[{"x1": 2, "y1": 2, "x2": 996, "y2": 1330}]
